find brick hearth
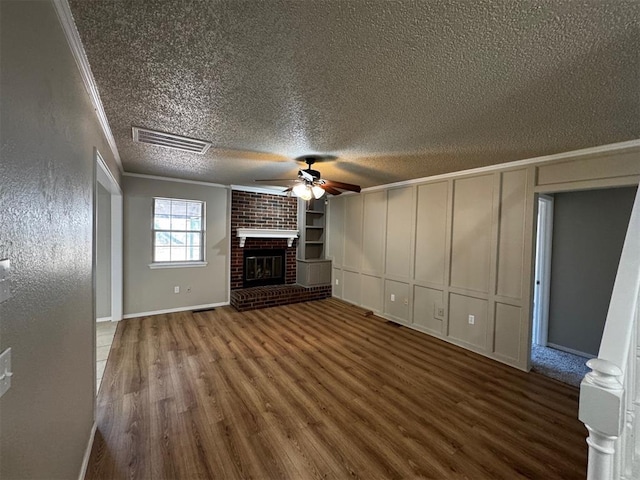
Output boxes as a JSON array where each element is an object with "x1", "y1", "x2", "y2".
[{"x1": 230, "y1": 284, "x2": 332, "y2": 312}]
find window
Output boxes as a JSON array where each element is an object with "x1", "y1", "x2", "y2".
[{"x1": 152, "y1": 198, "x2": 205, "y2": 264}]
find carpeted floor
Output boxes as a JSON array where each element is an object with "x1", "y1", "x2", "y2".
[{"x1": 531, "y1": 344, "x2": 591, "y2": 387}]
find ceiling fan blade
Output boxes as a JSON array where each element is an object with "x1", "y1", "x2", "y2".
[
  {"x1": 212, "y1": 149, "x2": 290, "y2": 162},
  {"x1": 320, "y1": 184, "x2": 342, "y2": 196},
  {"x1": 323, "y1": 179, "x2": 361, "y2": 193},
  {"x1": 254, "y1": 178, "x2": 300, "y2": 184}
]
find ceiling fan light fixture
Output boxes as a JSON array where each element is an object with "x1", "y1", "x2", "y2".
[
  {"x1": 311, "y1": 185, "x2": 325, "y2": 199},
  {"x1": 293, "y1": 183, "x2": 313, "y2": 201}
]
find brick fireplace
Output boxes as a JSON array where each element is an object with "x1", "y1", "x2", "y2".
[
  {"x1": 230, "y1": 190, "x2": 297, "y2": 289},
  {"x1": 230, "y1": 190, "x2": 332, "y2": 311}
]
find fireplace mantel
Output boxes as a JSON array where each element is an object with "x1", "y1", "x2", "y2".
[{"x1": 236, "y1": 228, "x2": 299, "y2": 248}]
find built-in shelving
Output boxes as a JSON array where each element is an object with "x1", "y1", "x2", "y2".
[{"x1": 297, "y1": 197, "x2": 331, "y2": 286}]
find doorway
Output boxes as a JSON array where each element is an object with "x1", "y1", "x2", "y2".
[
  {"x1": 531, "y1": 193, "x2": 589, "y2": 386},
  {"x1": 95, "y1": 149, "x2": 122, "y2": 393},
  {"x1": 530, "y1": 187, "x2": 637, "y2": 386},
  {"x1": 532, "y1": 195, "x2": 553, "y2": 347}
]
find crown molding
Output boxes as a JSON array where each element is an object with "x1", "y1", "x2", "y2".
[
  {"x1": 360, "y1": 139, "x2": 640, "y2": 193},
  {"x1": 231, "y1": 185, "x2": 289, "y2": 196},
  {"x1": 123, "y1": 172, "x2": 227, "y2": 188},
  {"x1": 52, "y1": 0, "x2": 122, "y2": 172}
]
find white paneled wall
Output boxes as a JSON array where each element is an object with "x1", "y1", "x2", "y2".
[{"x1": 327, "y1": 149, "x2": 640, "y2": 371}]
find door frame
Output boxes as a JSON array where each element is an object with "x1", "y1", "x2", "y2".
[
  {"x1": 532, "y1": 194, "x2": 554, "y2": 346},
  {"x1": 95, "y1": 149, "x2": 123, "y2": 322}
]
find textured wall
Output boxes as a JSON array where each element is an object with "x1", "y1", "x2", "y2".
[
  {"x1": 0, "y1": 1, "x2": 120, "y2": 477},
  {"x1": 548, "y1": 187, "x2": 637, "y2": 356},
  {"x1": 123, "y1": 176, "x2": 229, "y2": 315},
  {"x1": 230, "y1": 191, "x2": 297, "y2": 289}
]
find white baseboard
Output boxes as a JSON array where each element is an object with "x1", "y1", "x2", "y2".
[
  {"x1": 123, "y1": 301, "x2": 229, "y2": 319},
  {"x1": 96, "y1": 316, "x2": 112, "y2": 322},
  {"x1": 546, "y1": 342, "x2": 595, "y2": 359},
  {"x1": 78, "y1": 422, "x2": 97, "y2": 480}
]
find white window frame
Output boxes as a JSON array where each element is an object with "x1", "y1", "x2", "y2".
[{"x1": 149, "y1": 197, "x2": 208, "y2": 269}]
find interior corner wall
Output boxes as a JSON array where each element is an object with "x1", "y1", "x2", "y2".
[
  {"x1": 96, "y1": 183, "x2": 112, "y2": 318},
  {"x1": 547, "y1": 187, "x2": 637, "y2": 356},
  {"x1": 327, "y1": 150, "x2": 640, "y2": 371},
  {"x1": 0, "y1": 1, "x2": 121, "y2": 477},
  {"x1": 123, "y1": 176, "x2": 229, "y2": 316}
]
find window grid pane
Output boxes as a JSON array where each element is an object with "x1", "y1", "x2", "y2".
[{"x1": 153, "y1": 198, "x2": 204, "y2": 263}]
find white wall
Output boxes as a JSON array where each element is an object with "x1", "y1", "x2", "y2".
[
  {"x1": 123, "y1": 176, "x2": 230, "y2": 316},
  {"x1": 328, "y1": 148, "x2": 640, "y2": 370},
  {"x1": 0, "y1": 1, "x2": 121, "y2": 477}
]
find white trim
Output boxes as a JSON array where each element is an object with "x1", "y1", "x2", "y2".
[
  {"x1": 77, "y1": 422, "x2": 97, "y2": 480},
  {"x1": 96, "y1": 150, "x2": 123, "y2": 322},
  {"x1": 96, "y1": 154, "x2": 122, "y2": 195},
  {"x1": 236, "y1": 228, "x2": 299, "y2": 247},
  {"x1": 227, "y1": 188, "x2": 232, "y2": 306},
  {"x1": 360, "y1": 139, "x2": 640, "y2": 194},
  {"x1": 148, "y1": 261, "x2": 208, "y2": 269},
  {"x1": 123, "y1": 301, "x2": 229, "y2": 319},
  {"x1": 96, "y1": 316, "x2": 112, "y2": 323},
  {"x1": 53, "y1": 0, "x2": 122, "y2": 172},
  {"x1": 231, "y1": 184, "x2": 289, "y2": 196},
  {"x1": 546, "y1": 342, "x2": 596, "y2": 359},
  {"x1": 123, "y1": 172, "x2": 227, "y2": 188}
]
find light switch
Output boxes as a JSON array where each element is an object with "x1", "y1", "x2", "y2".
[
  {"x1": 0, "y1": 348, "x2": 13, "y2": 398},
  {"x1": 0, "y1": 259, "x2": 11, "y2": 303},
  {"x1": 390, "y1": 294, "x2": 395, "y2": 302},
  {"x1": 0, "y1": 259, "x2": 9, "y2": 280},
  {"x1": 468, "y1": 315, "x2": 475, "y2": 325}
]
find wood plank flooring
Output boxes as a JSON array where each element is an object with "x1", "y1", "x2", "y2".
[{"x1": 87, "y1": 299, "x2": 587, "y2": 479}]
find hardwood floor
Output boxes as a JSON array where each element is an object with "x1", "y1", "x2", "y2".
[{"x1": 87, "y1": 299, "x2": 587, "y2": 479}]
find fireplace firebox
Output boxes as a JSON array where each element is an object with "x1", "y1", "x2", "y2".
[{"x1": 243, "y1": 249, "x2": 285, "y2": 288}]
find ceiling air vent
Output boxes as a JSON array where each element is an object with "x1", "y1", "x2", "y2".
[{"x1": 132, "y1": 126, "x2": 212, "y2": 154}]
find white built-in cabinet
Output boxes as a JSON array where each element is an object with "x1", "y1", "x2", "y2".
[{"x1": 297, "y1": 197, "x2": 332, "y2": 286}]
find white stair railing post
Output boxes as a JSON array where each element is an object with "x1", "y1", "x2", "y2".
[{"x1": 580, "y1": 358, "x2": 624, "y2": 480}]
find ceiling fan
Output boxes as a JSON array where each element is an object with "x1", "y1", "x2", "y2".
[{"x1": 255, "y1": 156, "x2": 361, "y2": 200}]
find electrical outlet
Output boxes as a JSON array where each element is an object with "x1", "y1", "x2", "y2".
[
  {"x1": 174, "y1": 286, "x2": 180, "y2": 294},
  {"x1": 390, "y1": 294, "x2": 395, "y2": 302},
  {"x1": 468, "y1": 314, "x2": 475, "y2": 325}
]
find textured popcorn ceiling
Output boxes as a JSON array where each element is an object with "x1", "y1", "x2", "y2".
[{"x1": 69, "y1": 0, "x2": 640, "y2": 189}]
